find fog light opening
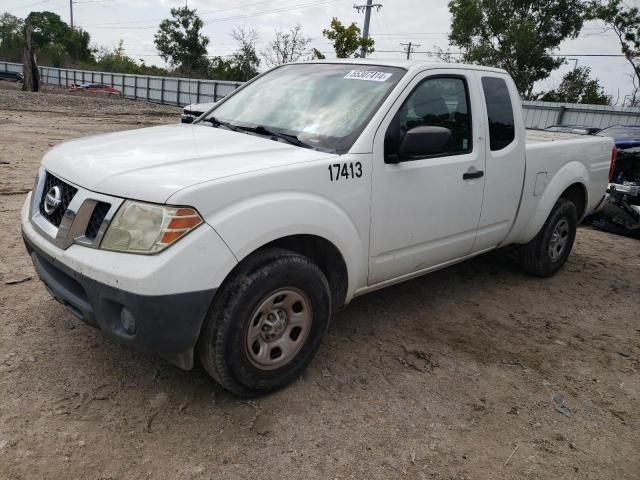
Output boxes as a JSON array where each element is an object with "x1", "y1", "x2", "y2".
[{"x1": 120, "y1": 308, "x2": 137, "y2": 335}]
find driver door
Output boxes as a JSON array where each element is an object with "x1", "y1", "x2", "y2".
[{"x1": 368, "y1": 71, "x2": 486, "y2": 284}]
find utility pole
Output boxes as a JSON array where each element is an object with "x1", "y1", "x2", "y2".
[
  {"x1": 401, "y1": 42, "x2": 421, "y2": 59},
  {"x1": 354, "y1": 0, "x2": 382, "y2": 58},
  {"x1": 69, "y1": 0, "x2": 74, "y2": 28}
]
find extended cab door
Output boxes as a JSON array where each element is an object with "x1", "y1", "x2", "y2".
[
  {"x1": 368, "y1": 70, "x2": 486, "y2": 285},
  {"x1": 471, "y1": 74, "x2": 526, "y2": 252}
]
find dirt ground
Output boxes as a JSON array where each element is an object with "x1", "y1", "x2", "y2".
[{"x1": 0, "y1": 82, "x2": 638, "y2": 480}]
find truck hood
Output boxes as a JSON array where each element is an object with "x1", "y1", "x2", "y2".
[{"x1": 42, "y1": 124, "x2": 334, "y2": 203}]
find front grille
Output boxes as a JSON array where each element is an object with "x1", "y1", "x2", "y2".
[
  {"x1": 85, "y1": 202, "x2": 111, "y2": 240},
  {"x1": 39, "y1": 173, "x2": 78, "y2": 227}
]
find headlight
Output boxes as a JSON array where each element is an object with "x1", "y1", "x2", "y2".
[{"x1": 100, "y1": 200, "x2": 203, "y2": 254}]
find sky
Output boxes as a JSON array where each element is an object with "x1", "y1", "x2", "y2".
[{"x1": 4, "y1": 0, "x2": 640, "y2": 103}]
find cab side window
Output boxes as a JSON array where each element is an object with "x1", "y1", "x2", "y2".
[
  {"x1": 481, "y1": 77, "x2": 515, "y2": 151},
  {"x1": 385, "y1": 76, "x2": 472, "y2": 160}
]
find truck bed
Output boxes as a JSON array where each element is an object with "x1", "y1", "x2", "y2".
[
  {"x1": 501, "y1": 129, "x2": 613, "y2": 245},
  {"x1": 525, "y1": 129, "x2": 592, "y2": 143}
]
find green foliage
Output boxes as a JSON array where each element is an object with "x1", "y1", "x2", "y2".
[
  {"x1": 95, "y1": 40, "x2": 167, "y2": 76},
  {"x1": 228, "y1": 27, "x2": 260, "y2": 81},
  {"x1": 586, "y1": 0, "x2": 640, "y2": 104},
  {"x1": 448, "y1": 0, "x2": 585, "y2": 98},
  {"x1": 204, "y1": 29, "x2": 261, "y2": 82},
  {"x1": 208, "y1": 56, "x2": 235, "y2": 80},
  {"x1": 154, "y1": 6, "x2": 210, "y2": 75},
  {"x1": 0, "y1": 13, "x2": 24, "y2": 62},
  {"x1": 311, "y1": 48, "x2": 326, "y2": 60},
  {"x1": 25, "y1": 11, "x2": 94, "y2": 65},
  {"x1": 540, "y1": 66, "x2": 611, "y2": 104},
  {"x1": 322, "y1": 18, "x2": 374, "y2": 58}
]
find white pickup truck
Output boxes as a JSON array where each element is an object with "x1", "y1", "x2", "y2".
[{"x1": 22, "y1": 60, "x2": 613, "y2": 396}]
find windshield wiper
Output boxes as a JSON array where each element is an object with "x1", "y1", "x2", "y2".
[
  {"x1": 204, "y1": 116, "x2": 243, "y2": 133},
  {"x1": 245, "y1": 125, "x2": 314, "y2": 150}
]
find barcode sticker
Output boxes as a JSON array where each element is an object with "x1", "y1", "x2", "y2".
[{"x1": 344, "y1": 70, "x2": 393, "y2": 82}]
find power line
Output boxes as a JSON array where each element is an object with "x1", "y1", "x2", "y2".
[
  {"x1": 81, "y1": 0, "x2": 340, "y2": 29},
  {"x1": 365, "y1": 50, "x2": 629, "y2": 58},
  {"x1": 82, "y1": 0, "x2": 285, "y2": 27},
  {"x1": 10, "y1": 0, "x2": 53, "y2": 11}
]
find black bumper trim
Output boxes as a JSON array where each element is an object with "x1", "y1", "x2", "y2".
[{"x1": 23, "y1": 231, "x2": 216, "y2": 370}]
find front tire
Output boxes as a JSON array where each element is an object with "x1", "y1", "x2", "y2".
[
  {"x1": 520, "y1": 198, "x2": 578, "y2": 277},
  {"x1": 198, "y1": 248, "x2": 331, "y2": 397}
]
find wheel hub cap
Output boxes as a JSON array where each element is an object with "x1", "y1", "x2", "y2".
[
  {"x1": 245, "y1": 288, "x2": 313, "y2": 370},
  {"x1": 262, "y1": 310, "x2": 287, "y2": 339},
  {"x1": 548, "y1": 218, "x2": 570, "y2": 261}
]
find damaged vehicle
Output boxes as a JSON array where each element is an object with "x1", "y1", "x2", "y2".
[
  {"x1": 593, "y1": 126, "x2": 640, "y2": 238},
  {"x1": 181, "y1": 102, "x2": 216, "y2": 123}
]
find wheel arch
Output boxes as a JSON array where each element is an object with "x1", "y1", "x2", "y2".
[
  {"x1": 207, "y1": 191, "x2": 367, "y2": 306},
  {"x1": 510, "y1": 161, "x2": 590, "y2": 244},
  {"x1": 255, "y1": 234, "x2": 348, "y2": 310},
  {"x1": 559, "y1": 182, "x2": 588, "y2": 220}
]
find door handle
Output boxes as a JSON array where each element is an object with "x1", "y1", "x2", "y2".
[{"x1": 463, "y1": 169, "x2": 484, "y2": 180}]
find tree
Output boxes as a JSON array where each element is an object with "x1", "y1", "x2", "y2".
[
  {"x1": 22, "y1": 24, "x2": 40, "y2": 92},
  {"x1": 586, "y1": 0, "x2": 640, "y2": 105},
  {"x1": 94, "y1": 40, "x2": 166, "y2": 75},
  {"x1": 448, "y1": 0, "x2": 585, "y2": 98},
  {"x1": 540, "y1": 66, "x2": 611, "y2": 104},
  {"x1": 229, "y1": 27, "x2": 260, "y2": 81},
  {"x1": 24, "y1": 11, "x2": 93, "y2": 66},
  {"x1": 208, "y1": 56, "x2": 235, "y2": 80},
  {"x1": 311, "y1": 48, "x2": 326, "y2": 60},
  {"x1": 262, "y1": 24, "x2": 311, "y2": 67},
  {"x1": 154, "y1": 6, "x2": 210, "y2": 74},
  {"x1": 0, "y1": 13, "x2": 25, "y2": 62},
  {"x1": 322, "y1": 18, "x2": 374, "y2": 58}
]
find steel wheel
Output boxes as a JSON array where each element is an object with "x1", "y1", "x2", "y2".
[
  {"x1": 548, "y1": 218, "x2": 570, "y2": 261},
  {"x1": 244, "y1": 288, "x2": 313, "y2": 370}
]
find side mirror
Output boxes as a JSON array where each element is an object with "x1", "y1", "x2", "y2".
[
  {"x1": 181, "y1": 116, "x2": 195, "y2": 124},
  {"x1": 391, "y1": 126, "x2": 452, "y2": 162}
]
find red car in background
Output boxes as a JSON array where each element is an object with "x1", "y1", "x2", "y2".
[{"x1": 68, "y1": 83, "x2": 121, "y2": 96}]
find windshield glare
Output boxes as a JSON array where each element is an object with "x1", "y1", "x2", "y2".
[{"x1": 202, "y1": 63, "x2": 405, "y2": 153}]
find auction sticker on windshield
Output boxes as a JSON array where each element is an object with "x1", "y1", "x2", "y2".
[{"x1": 344, "y1": 70, "x2": 393, "y2": 82}]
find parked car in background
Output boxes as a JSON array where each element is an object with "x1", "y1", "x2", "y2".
[
  {"x1": 69, "y1": 83, "x2": 121, "y2": 96},
  {"x1": 545, "y1": 125, "x2": 600, "y2": 135},
  {"x1": 181, "y1": 102, "x2": 216, "y2": 123},
  {"x1": 597, "y1": 125, "x2": 640, "y2": 148},
  {"x1": 593, "y1": 125, "x2": 640, "y2": 237},
  {"x1": 0, "y1": 71, "x2": 24, "y2": 83}
]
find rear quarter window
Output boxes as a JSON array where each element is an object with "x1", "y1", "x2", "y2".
[{"x1": 482, "y1": 77, "x2": 515, "y2": 151}]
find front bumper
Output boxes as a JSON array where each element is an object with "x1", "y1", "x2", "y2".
[
  {"x1": 21, "y1": 187, "x2": 237, "y2": 370},
  {"x1": 23, "y1": 231, "x2": 216, "y2": 370}
]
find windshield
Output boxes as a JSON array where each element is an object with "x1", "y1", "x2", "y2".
[
  {"x1": 201, "y1": 63, "x2": 405, "y2": 153},
  {"x1": 598, "y1": 126, "x2": 640, "y2": 140}
]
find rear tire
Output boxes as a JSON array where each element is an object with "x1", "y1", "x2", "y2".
[
  {"x1": 520, "y1": 198, "x2": 577, "y2": 277},
  {"x1": 198, "y1": 248, "x2": 331, "y2": 397}
]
